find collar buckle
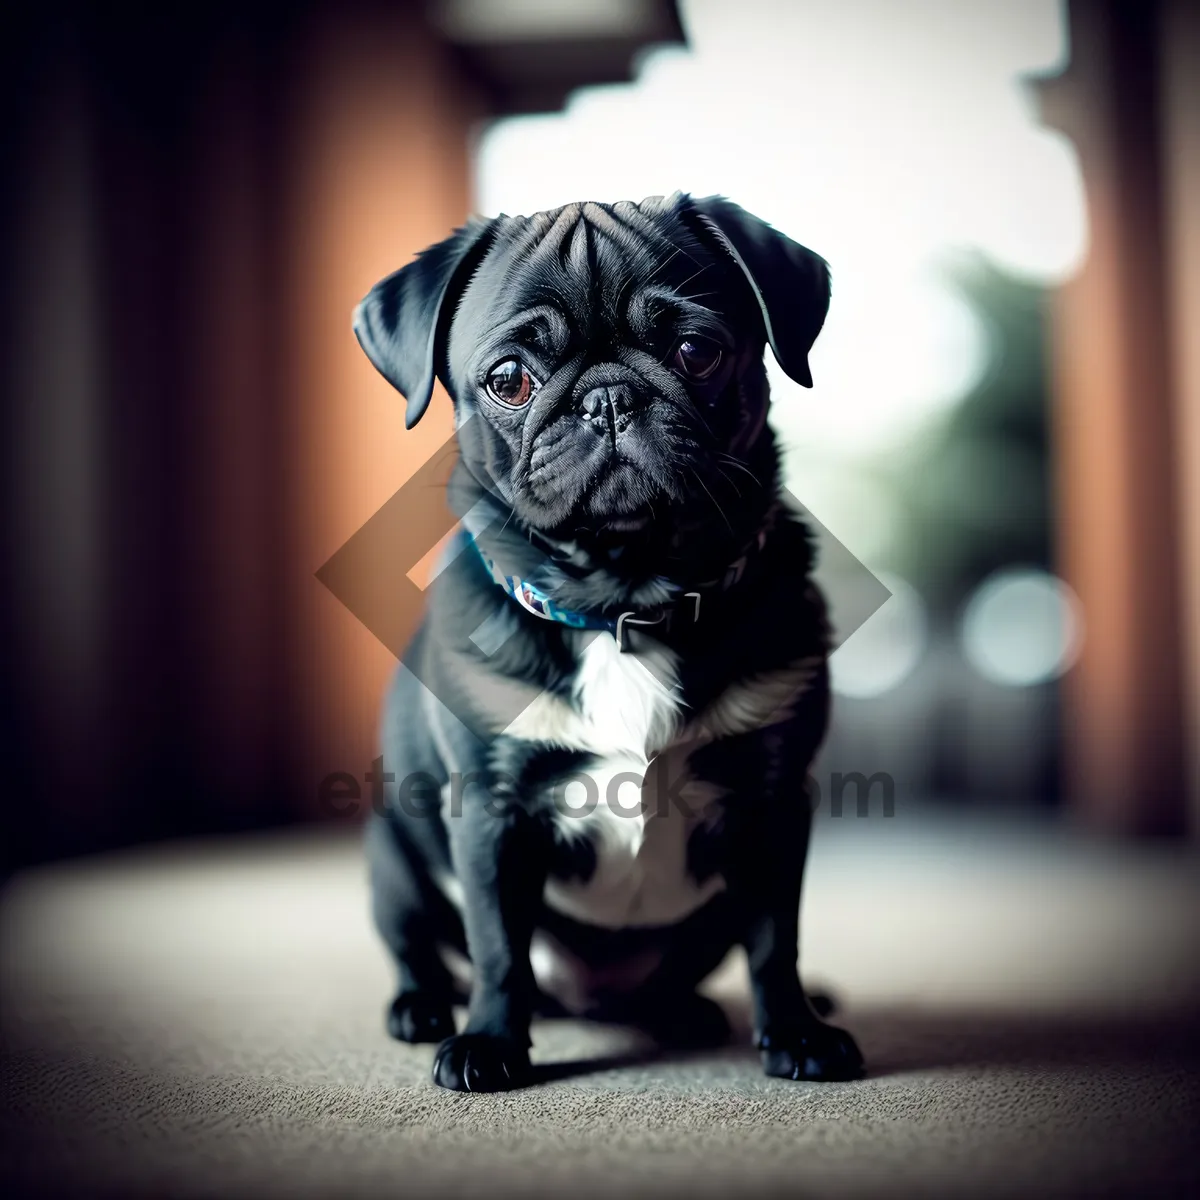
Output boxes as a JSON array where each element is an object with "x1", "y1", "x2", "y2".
[
  {"x1": 615, "y1": 590, "x2": 703, "y2": 652},
  {"x1": 614, "y1": 610, "x2": 666, "y2": 652}
]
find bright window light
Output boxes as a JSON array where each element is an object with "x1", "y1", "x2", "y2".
[{"x1": 476, "y1": 0, "x2": 1086, "y2": 460}]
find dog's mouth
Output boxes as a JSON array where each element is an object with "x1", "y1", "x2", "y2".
[
  {"x1": 522, "y1": 431, "x2": 671, "y2": 530},
  {"x1": 591, "y1": 512, "x2": 651, "y2": 534},
  {"x1": 568, "y1": 497, "x2": 658, "y2": 556},
  {"x1": 608, "y1": 513, "x2": 652, "y2": 531},
  {"x1": 512, "y1": 397, "x2": 767, "y2": 565}
]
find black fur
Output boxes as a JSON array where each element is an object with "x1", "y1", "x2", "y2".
[{"x1": 355, "y1": 194, "x2": 862, "y2": 1091}]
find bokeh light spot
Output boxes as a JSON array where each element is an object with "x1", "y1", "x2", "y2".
[
  {"x1": 960, "y1": 567, "x2": 1084, "y2": 686},
  {"x1": 830, "y1": 574, "x2": 927, "y2": 698}
]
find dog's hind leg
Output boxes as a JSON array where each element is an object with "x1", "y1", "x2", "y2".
[
  {"x1": 366, "y1": 813, "x2": 463, "y2": 1044},
  {"x1": 621, "y1": 990, "x2": 733, "y2": 1050},
  {"x1": 601, "y1": 902, "x2": 740, "y2": 1049}
]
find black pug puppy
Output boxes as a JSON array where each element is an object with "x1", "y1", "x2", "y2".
[{"x1": 353, "y1": 193, "x2": 863, "y2": 1092}]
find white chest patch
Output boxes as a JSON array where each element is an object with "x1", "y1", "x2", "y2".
[
  {"x1": 543, "y1": 745, "x2": 727, "y2": 929},
  {"x1": 503, "y1": 632, "x2": 683, "y2": 760},
  {"x1": 504, "y1": 635, "x2": 717, "y2": 929},
  {"x1": 497, "y1": 633, "x2": 823, "y2": 932}
]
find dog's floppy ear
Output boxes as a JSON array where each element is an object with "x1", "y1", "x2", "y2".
[
  {"x1": 353, "y1": 217, "x2": 497, "y2": 428},
  {"x1": 684, "y1": 195, "x2": 830, "y2": 388}
]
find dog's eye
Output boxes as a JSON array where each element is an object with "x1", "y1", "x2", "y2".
[
  {"x1": 671, "y1": 338, "x2": 723, "y2": 382},
  {"x1": 485, "y1": 358, "x2": 536, "y2": 407}
]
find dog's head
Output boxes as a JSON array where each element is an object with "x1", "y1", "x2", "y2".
[{"x1": 354, "y1": 194, "x2": 828, "y2": 570}]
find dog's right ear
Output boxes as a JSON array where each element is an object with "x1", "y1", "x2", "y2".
[
  {"x1": 353, "y1": 217, "x2": 497, "y2": 429},
  {"x1": 683, "y1": 195, "x2": 829, "y2": 389}
]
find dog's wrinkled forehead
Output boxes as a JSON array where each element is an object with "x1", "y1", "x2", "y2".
[
  {"x1": 453, "y1": 197, "x2": 733, "y2": 351},
  {"x1": 498, "y1": 197, "x2": 704, "y2": 299}
]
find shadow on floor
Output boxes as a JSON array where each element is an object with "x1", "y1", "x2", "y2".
[{"x1": 523, "y1": 996, "x2": 1200, "y2": 1086}]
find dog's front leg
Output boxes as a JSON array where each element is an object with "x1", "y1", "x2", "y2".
[
  {"x1": 737, "y1": 777, "x2": 864, "y2": 1083},
  {"x1": 432, "y1": 766, "x2": 549, "y2": 1092}
]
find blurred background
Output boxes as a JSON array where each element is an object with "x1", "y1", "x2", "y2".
[{"x1": 2, "y1": 0, "x2": 1198, "y2": 869}]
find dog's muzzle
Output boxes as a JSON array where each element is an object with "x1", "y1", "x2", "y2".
[{"x1": 573, "y1": 368, "x2": 645, "y2": 444}]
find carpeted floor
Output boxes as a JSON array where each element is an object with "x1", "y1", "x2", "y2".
[{"x1": 2, "y1": 808, "x2": 1198, "y2": 1199}]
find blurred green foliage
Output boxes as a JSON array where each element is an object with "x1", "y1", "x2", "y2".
[{"x1": 874, "y1": 256, "x2": 1053, "y2": 617}]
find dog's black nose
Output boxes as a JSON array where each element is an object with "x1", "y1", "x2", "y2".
[
  {"x1": 578, "y1": 383, "x2": 635, "y2": 420},
  {"x1": 578, "y1": 386, "x2": 643, "y2": 444}
]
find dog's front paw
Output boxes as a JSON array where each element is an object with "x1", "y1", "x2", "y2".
[
  {"x1": 432, "y1": 1033, "x2": 531, "y2": 1092},
  {"x1": 387, "y1": 993, "x2": 455, "y2": 1044},
  {"x1": 759, "y1": 1023, "x2": 864, "y2": 1082}
]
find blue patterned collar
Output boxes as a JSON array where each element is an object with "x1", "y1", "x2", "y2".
[{"x1": 467, "y1": 522, "x2": 771, "y2": 651}]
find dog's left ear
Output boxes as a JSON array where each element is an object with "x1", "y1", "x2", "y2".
[
  {"x1": 684, "y1": 195, "x2": 830, "y2": 388},
  {"x1": 353, "y1": 217, "x2": 498, "y2": 428}
]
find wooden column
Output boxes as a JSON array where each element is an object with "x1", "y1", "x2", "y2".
[
  {"x1": 278, "y1": 4, "x2": 479, "y2": 814},
  {"x1": 1036, "y1": 0, "x2": 1188, "y2": 835},
  {"x1": 0, "y1": 4, "x2": 480, "y2": 858},
  {"x1": 1160, "y1": 0, "x2": 1200, "y2": 833}
]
